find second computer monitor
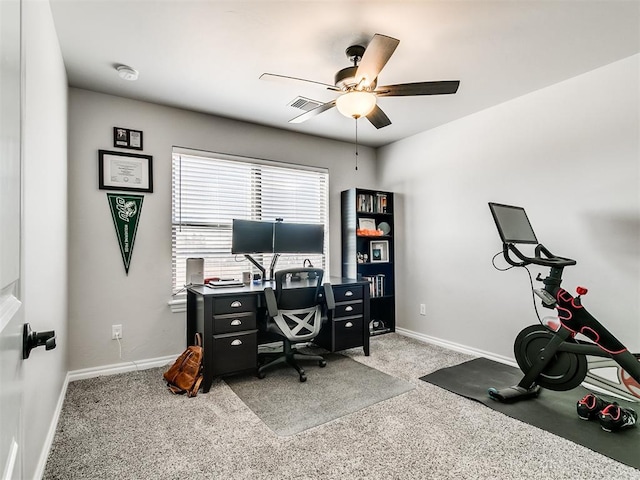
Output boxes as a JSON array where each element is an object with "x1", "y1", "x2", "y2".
[{"x1": 273, "y1": 222, "x2": 324, "y2": 254}]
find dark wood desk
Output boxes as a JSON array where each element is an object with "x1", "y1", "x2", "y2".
[{"x1": 187, "y1": 277, "x2": 370, "y2": 393}]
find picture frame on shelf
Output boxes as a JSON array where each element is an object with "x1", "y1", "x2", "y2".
[
  {"x1": 370, "y1": 240, "x2": 389, "y2": 263},
  {"x1": 358, "y1": 218, "x2": 376, "y2": 231},
  {"x1": 98, "y1": 149, "x2": 153, "y2": 193}
]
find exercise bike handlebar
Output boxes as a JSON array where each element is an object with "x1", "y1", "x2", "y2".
[{"x1": 502, "y1": 243, "x2": 577, "y2": 268}]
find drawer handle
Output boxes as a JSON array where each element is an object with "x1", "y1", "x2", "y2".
[
  {"x1": 230, "y1": 319, "x2": 242, "y2": 326},
  {"x1": 345, "y1": 322, "x2": 354, "y2": 328},
  {"x1": 230, "y1": 301, "x2": 242, "y2": 308},
  {"x1": 344, "y1": 290, "x2": 353, "y2": 297},
  {"x1": 230, "y1": 339, "x2": 243, "y2": 346},
  {"x1": 345, "y1": 306, "x2": 353, "y2": 312}
]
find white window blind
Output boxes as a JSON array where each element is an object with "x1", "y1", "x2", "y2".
[{"x1": 172, "y1": 150, "x2": 329, "y2": 291}]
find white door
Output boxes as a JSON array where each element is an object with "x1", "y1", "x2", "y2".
[{"x1": 0, "y1": 0, "x2": 24, "y2": 478}]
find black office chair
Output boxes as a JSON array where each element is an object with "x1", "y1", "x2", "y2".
[{"x1": 257, "y1": 268, "x2": 335, "y2": 382}]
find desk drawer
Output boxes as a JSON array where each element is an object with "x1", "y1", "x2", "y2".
[
  {"x1": 333, "y1": 317, "x2": 364, "y2": 351},
  {"x1": 334, "y1": 302, "x2": 362, "y2": 318},
  {"x1": 211, "y1": 330, "x2": 257, "y2": 375},
  {"x1": 213, "y1": 312, "x2": 256, "y2": 334},
  {"x1": 213, "y1": 295, "x2": 257, "y2": 314},
  {"x1": 333, "y1": 285, "x2": 363, "y2": 302}
]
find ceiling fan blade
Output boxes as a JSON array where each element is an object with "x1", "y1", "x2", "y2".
[
  {"x1": 375, "y1": 80, "x2": 460, "y2": 97},
  {"x1": 260, "y1": 73, "x2": 340, "y2": 91},
  {"x1": 355, "y1": 34, "x2": 400, "y2": 87},
  {"x1": 366, "y1": 105, "x2": 392, "y2": 129},
  {"x1": 289, "y1": 100, "x2": 337, "y2": 124}
]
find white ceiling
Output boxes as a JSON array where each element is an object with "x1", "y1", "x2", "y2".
[{"x1": 49, "y1": 1, "x2": 640, "y2": 148}]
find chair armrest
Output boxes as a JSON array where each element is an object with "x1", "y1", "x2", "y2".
[
  {"x1": 264, "y1": 287, "x2": 279, "y2": 318},
  {"x1": 323, "y1": 283, "x2": 335, "y2": 311}
]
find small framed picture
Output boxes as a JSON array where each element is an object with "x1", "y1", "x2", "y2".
[
  {"x1": 370, "y1": 240, "x2": 389, "y2": 263},
  {"x1": 113, "y1": 127, "x2": 143, "y2": 150},
  {"x1": 358, "y1": 218, "x2": 376, "y2": 230},
  {"x1": 98, "y1": 150, "x2": 153, "y2": 193}
]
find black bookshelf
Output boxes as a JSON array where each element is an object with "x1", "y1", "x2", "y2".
[{"x1": 341, "y1": 188, "x2": 395, "y2": 335}]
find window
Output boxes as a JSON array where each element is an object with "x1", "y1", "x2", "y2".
[{"x1": 172, "y1": 149, "x2": 329, "y2": 292}]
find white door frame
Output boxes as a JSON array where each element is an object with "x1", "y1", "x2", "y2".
[{"x1": 0, "y1": 0, "x2": 24, "y2": 478}]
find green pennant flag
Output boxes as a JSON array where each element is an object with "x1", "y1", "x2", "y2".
[{"x1": 107, "y1": 193, "x2": 144, "y2": 274}]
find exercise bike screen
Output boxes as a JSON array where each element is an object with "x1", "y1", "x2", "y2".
[{"x1": 489, "y1": 203, "x2": 538, "y2": 244}]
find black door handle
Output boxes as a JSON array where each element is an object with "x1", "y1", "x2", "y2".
[{"x1": 23, "y1": 323, "x2": 57, "y2": 359}]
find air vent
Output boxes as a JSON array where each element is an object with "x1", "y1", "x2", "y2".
[{"x1": 288, "y1": 96, "x2": 323, "y2": 111}]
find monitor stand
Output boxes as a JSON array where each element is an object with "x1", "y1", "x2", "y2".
[
  {"x1": 268, "y1": 254, "x2": 280, "y2": 282},
  {"x1": 243, "y1": 254, "x2": 266, "y2": 281},
  {"x1": 243, "y1": 254, "x2": 280, "y2": 282}
]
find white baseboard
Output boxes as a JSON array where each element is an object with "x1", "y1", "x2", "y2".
[
  {"x1": 33, "y1": 372, "x2": 69, "y2": 480},
  {"x1": 394, "y1": 326, "x2": 518, "y2": 368},
  {"x1": 67, "y1": 354, "x2": 178, "y2": 383}
]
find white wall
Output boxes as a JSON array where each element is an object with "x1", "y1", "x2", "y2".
[
  {"x1": 67, "y1": 89, "x2": 376, "y2": 371},
  {"x1": 22, "y1": 0, "x2": 68, "y2": 478},
  {"x1": 378, "y1": 55, "x2": 640, "y2": 359}
]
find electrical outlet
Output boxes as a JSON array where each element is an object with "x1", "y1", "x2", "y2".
[
  {"x1": 419, "y1": 304, "x2": 426, "y2": 316},
  {"x1": 111, "y1": 324, "x2": 122, "y2": 340}
]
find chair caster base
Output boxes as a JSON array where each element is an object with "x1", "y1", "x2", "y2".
[{"x1": 257, "y1": 344, "x2": 327, "y2": 382}]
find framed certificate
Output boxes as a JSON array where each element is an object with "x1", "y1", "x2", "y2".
[
  {"x1": 358, "y1": 218, "x2": 377, "y2": 230},
  {"x1": 98, "y1": 150, "x2": 153, "y2": 193},
  {"x1": 113, "y1": 127, "x2": 143, "y2": 150}
]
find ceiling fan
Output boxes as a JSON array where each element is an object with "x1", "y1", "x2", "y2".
[{"x1": 260, "y1": 33, "x2": 460, "y2": 129}]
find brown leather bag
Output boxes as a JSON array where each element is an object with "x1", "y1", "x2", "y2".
[{"x1": 163, "y1": 333, "x2": 203, "y2": 397}]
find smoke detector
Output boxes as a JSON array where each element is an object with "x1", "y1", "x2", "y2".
[{"x1": 116, "y1": 65, "x2": 139, "y2": 81}]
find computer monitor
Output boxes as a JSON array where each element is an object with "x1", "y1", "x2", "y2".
[
  {"x1": 231, "y1": 219, "x2": 274, "y2": 254},
  {"x1": 273, "y1": 222, "x2": 324, "y2": 254},
  {"x1": 488, "y1": 202, "x2": 538, "y2": 244}
]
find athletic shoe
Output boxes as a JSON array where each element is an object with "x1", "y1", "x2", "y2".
[
  {"x1": 576, "y1": 393, "x2": 611, "y2": 420},
  {"x1": 598, "y1": 403, "x2": 638, "y2": 432}
]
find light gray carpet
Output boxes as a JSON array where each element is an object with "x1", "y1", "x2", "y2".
[
  {"x1": 225, "y1": 352, "x2": 414, "y2": 436},
  {"x1": 43, "y1": 334, "x2": 640, "y2": 479}
]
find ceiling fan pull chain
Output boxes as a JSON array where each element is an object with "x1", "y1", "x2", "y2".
[{"x1": 354, "y1": 117, "x2": 359, "y2": 171}]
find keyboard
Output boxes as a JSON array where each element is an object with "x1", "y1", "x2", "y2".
[{"x1": 207, "y1": 280, "x2": 244, "y2": 288}]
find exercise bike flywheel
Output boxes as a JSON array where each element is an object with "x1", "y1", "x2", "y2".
[{"x1": 514, "y1": 324, "x2": 588, "y2": 391}]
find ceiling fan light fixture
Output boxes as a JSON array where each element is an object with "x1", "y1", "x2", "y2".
[{"x1": 336, "y1": 91, "x2": 376, "y2": 119}]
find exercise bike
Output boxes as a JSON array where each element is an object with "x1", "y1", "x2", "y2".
[{"x1": 487, "y1": 202, "x2": 640, "y2": 403}]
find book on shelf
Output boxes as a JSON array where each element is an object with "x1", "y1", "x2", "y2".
[
  {"x1": 362, "y1": 274, "x2": 385, "y2": 297},
  {"x1": 357, "y1": 192, "x2": 388, "y2": 214}
]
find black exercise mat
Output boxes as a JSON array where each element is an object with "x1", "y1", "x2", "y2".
[{"x1": 420, "y1": 357, "x2": 639, "y2": 470}]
